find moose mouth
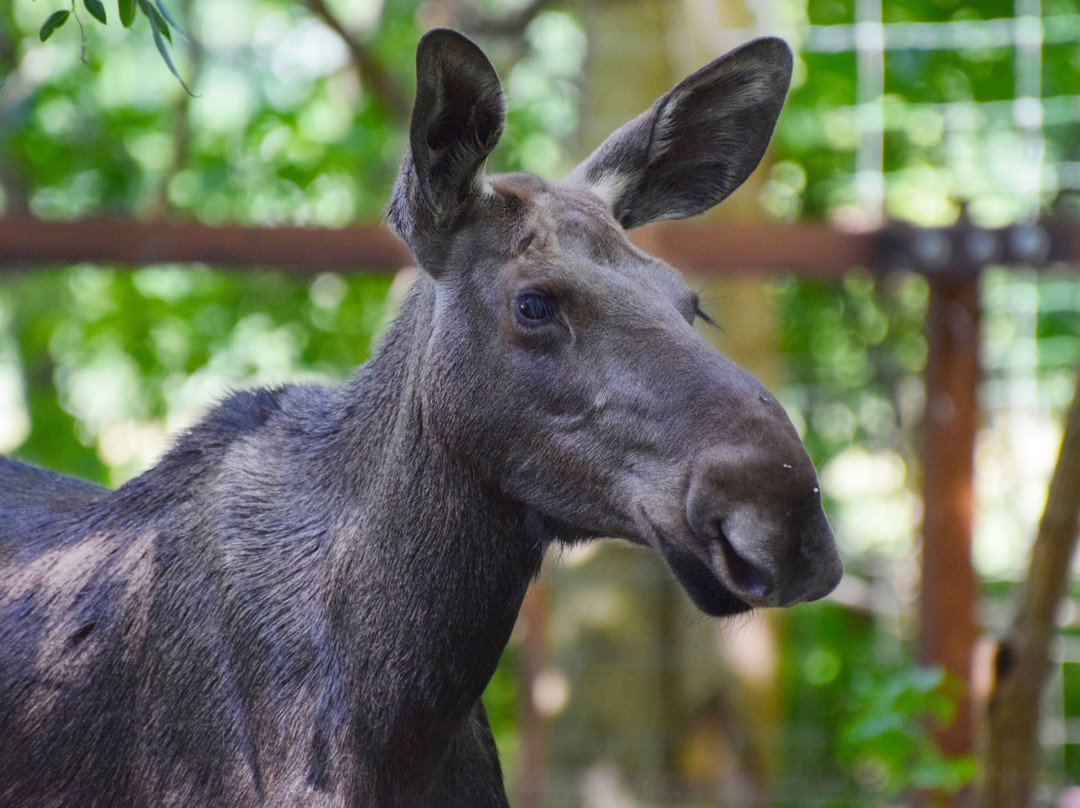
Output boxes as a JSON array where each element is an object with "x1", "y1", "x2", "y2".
[{"x1": 640, "y1": 513, "x2": 763, "y2": 618}]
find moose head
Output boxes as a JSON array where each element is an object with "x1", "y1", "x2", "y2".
[{"x1": 386, "y1": 29, "x2": 842, "y2": 617}]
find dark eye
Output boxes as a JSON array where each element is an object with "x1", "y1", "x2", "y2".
[{"x1": 515, "y1": 292, "x2": 557, "y2": 324}]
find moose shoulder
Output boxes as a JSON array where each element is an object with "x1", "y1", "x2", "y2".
[{"x1": 0, "y1": 29, "x2": 842, "y2": 808}]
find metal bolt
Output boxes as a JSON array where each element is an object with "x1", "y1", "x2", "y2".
[
  {"x1": 910, "y1": 229, "x2": 951, "y2": 272},
  {"x1": 1007, "y1": 223, "x2": 1050, "y2": 265},
  {"x1": 964, "y1": 229, "x2": 997, "y2": 267}
]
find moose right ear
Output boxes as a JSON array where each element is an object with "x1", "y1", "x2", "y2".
[
  {"x1": 387, "y1": 29, "x2": 505, "y2": 270},
  {"x1": 564, "y1": 37, "x2": 793, "y2": 230}
]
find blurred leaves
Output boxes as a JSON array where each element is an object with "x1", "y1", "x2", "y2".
[
  {"x1": 840, "y1": 666, "x2": 977, "y2": 800},
  {"x1": 777, "y1": 0, "x2": 1080, "y2": 226},
  {"x1": 774, "y1": 272, "x2": 928, "y2": 473},
  {"x1": 482, "y1": 645, "x2": 521, "y2": 775},
  {"x1": 33, "y1": 0, "x2": 188, "y2": 86},
  {"x1": 1, "y1": 266, "x2": 393, "y2": 485}
]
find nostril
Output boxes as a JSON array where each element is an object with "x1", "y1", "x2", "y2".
[{"x1": 715, "y1": 523, "x2": 773, "y2": 599}]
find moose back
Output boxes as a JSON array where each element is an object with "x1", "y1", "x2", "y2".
[{"x1": 0, "y1": 29, "x2": 842, "y2": 808}]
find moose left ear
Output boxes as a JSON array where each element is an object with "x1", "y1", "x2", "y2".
[
  {"x1": 387, "y1": 29, "x2": 505, "y2": 269},
  {"x1": 564, "y1": 37, "x2": 792, "y2": 230}
]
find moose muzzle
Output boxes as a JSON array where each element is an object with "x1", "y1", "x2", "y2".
[{"x1": 683, "y1": 441, "x2": 843, "y2": 612}]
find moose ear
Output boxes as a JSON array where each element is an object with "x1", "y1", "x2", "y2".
[
  {"x1": 564, "y1": 37, "x2": 792, "y2": 230},
  {"x1": 387, "y1": 29, "x2": 505, "y2": 264}
]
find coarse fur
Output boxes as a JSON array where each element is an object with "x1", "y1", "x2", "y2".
[{"x1": 0, "y1": 30, "x2": 842, "y2": 807}]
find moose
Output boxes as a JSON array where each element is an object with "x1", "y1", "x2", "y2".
[{"x1": 0, "y1": 28, "x2": 842, "y2": 807}]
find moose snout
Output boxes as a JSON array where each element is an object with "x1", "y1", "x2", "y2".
[{"x1": 684, "y1": 444, "x2": 843, "y2": 609}]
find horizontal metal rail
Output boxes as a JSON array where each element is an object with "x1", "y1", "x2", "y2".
[{"x1": 2, "y1": 215, "x2": 1078, "y2": 277}]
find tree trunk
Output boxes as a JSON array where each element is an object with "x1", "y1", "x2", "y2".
[{"x1": 979, "y1": 366, "x2": 1080, "y2": 808}]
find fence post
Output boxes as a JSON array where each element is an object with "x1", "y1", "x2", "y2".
[
  {"x1": 515, "y1": 579, "x2": 547, "y2": 808},
  {"x1": 918, "y1": 274, "x2": 982, "y2": 804}
]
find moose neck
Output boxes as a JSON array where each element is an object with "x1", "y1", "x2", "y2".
[{"x1": 326, "y1": 275, "x2": 547, "y2": 760}]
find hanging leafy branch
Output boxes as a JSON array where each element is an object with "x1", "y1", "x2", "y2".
[{"x1": 37, "y1": 0, "x2": 192, "y2": 93}]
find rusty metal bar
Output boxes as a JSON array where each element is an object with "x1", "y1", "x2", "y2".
[
  {"x1": 0, "y1": 216, "x2": 872, "y2": 276},
  {"x1": 629, "y1": 221, "x2": 876, "y2": 277},
  {"x1": 0, "y1": 216, "x2": 413, "y2": 275},
  {"x1": 515, "y1": 581, "x2": 547, "y2": 808},
  {"x1": 4, "y1": 215, "x2": 1078, "y2": 275},
  {"x1": 919, "y1": 276, "x2": 982, "y2": 792}
]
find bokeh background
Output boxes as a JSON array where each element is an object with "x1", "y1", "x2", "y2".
[{"x1": 2, "y1": 0, "x2": 1080, "y2": 806}]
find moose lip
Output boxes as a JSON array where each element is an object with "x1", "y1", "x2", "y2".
[{"x1": 639, "y1": 512, "x2": 755, "y2": 618}]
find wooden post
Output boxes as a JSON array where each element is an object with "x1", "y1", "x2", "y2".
[{"x1": 919, "y1": 275, "x2": 982, "y2": 803}]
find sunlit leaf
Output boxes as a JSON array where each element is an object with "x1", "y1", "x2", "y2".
[
  {"x1": 138, "y1": 0, "x2": 170, "y2": 41},
  {"x1": 118, "y1": 0, "x2": 136, "y2": 28},
  {"x1": 84, "y1": 0, "x2": 107, "y2": 25},
  {"x1": 39, "y1": 10, "x2": 70, "y2": 42},
  {"x1": 155, "y1": 0, "x2": 188, "y2": 42},
  {"x1": 150, "y1": 23, "x2": 192, "y2": 95},
  {"x1": 153, "y1": 10, "x2": 171, "y2": 42}
]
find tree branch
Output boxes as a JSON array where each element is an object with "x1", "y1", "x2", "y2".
[
  {"x1": 302, "y1": 0, "x2": 410, "y2": 122},
  {"x1": 979, "y1": 366, "x2": 1080, "y2": 808}
]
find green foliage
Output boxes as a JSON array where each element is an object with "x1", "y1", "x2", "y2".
[
  {"x1": 774, "y1": 601, "x2": 879, "y2": 802},
  {"x1": 31, "y1": 0, "x2": 189, "y2": 89},
  {"x1": 482, "y1": 645, "x2": 521, "y2": 778},
  {"x1": 494, "y1": 10, "x2": 585, "y2": 178},
  {"x1": 84, "y1": 0, "x2": 108, "y2": 26},
  {"x1": 772, "y1": 272, "x2": 928, "y2": 560},
  {"x1": 778, "y1": 605, "x2": 977, "y2": 805},
  {"x1": 142, "y1": 0, "x2": 192, "y2": 94},
  {"x1": 776, "y1": 0, "x2": 1080, "y2": 225},
  {"x1": 1063, "y1": 654, "x2": 1080, "y2": 783},
  {"x1": 1, "y1": 266, "x2": 392, "y2": 486},
  {"x1": 775, "y1": 272, "x2": 928, "y2": 463},
  {"x1": 118, "y1": 0, "x2": 136, "y2": 27},
  {"x1": 839, "y1": 666, "x2": 977, "y2": 800},
  {"x1": 39, "y1": 10, "x2": 71, "y2": 42}
]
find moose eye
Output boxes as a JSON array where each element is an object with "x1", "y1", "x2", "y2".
[{"x1": 515, "y1": 292, "x2": 557, "y2": 325}]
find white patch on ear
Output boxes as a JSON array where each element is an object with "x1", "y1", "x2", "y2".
[
  {"x1": 585, "y1": 170, "x2": 631, "y2": 213},
  {"x1": 650, "y1": 86, "x2": 686, "y2": 151}
]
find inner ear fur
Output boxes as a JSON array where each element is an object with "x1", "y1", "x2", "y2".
[
  {"x1": 565, "y1": 37, "x2": 793, "y2": 230},
  {"x1": 387, "y1": 29, "x2": 506, "y2": 266}
]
